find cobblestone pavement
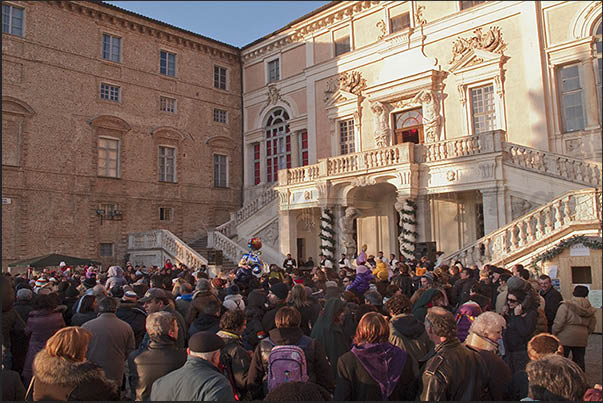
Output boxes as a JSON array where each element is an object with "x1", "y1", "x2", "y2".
[{"x1": 585, "y1": 334, "x2": 602, "y2": 387}]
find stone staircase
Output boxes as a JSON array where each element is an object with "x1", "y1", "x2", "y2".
[
  {"x1": 187, "y1": 235, "x2": 238, "y2": 273},
  {"x1": 444, "y1": 188, "x2": 602, "y2": 269}
]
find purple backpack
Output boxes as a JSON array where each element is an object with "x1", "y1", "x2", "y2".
[{"x1": 265, "y1": 338, "x2": 311, "y2": 391}]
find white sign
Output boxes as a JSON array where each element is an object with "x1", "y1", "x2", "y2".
[
  {"x1": 546, "y1": 265, "x2": 558, "y2": 279},
  {"x1": 588, "y1": 290, "x2": 602, "y2": 309},
  {"x1": 570, "y1": 243, "x2": 590, "y2": 256},
  {"x1": 2, "y1": 198, "x2": 11, "y2": 204}
]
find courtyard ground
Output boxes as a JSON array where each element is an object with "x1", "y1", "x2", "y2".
[{"x1": 586, "y1": 334, "x2": 603, "y2": 387}]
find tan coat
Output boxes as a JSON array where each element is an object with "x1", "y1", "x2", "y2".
[{"x1": 552, "y1": 297, "x2": 597, "y2": 347}]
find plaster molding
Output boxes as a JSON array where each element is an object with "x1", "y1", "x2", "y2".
[
  {"x1": 448, "y1": 26, "x2": 507, "y2": 66},
  {"x1": 260, "y1": 84, "x2": 291, "y2": 114},
  {"x1": 570, "y1": 1, "x2": 602, "y2": 40}
]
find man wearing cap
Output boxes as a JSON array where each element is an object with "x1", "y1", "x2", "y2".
[
  {"x1": 261, "y1": 282, "x2": 289, "y2": 333},
  {"x1": 150, "y1": 331, "x2": 234, "y2": 401},
  {"x1": 139, "y1": 288, "x2": 187, "y2": 348},
  {"x1": 117, "y1": 290, "x2": 147, "y2": 348}
]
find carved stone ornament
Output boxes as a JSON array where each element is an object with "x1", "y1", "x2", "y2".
[
  {"x1": 376, "y1": 20, "x2": 386, "y2": 39},
  {"x1": 340, "y1": 206, "x2": 359, "y2": 258},
  {"x1": 351, "y1": 176, "x2": 376, "y2": 187},
  {"x1": 370, "y1": 101, "x2": 391, "y2": 148},
  {"x1": 261, "y1": 84, "x2": 290, "y2": 113},
  {"x1": 394, "y1": 89, "x2": 441, "y2": 143},
  {"x1": 448, "y1": 26, "x2": 507, "y2": 65},
  {"x1": 446, "y1": 170, "x2": 456, "y2": 182},
  {"x1": 256, "y1": 220, "x2": 279, "y2": 246},
  {"x1": 324, "y1": 71, "x2": 367, "y2": 103},
  {"x1": 510, "y1": 196, "x2": 537, "y2": 220},
  {"x1": 415, "y1": 5, "x2": 426, "y2": 26}
]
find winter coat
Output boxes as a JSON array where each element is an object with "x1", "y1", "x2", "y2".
[
  {"x1": 247, "y1": 326, "x2": 335, "y2": 398},
  {"x1": 552, "y1": 297, "x2": 597, "y2": 347},
  {"x1": 372, "y1": 262, "x2": 389, "y2": 282},
  {"x1": 174, "y1": 293, "x2": 193, "y2": 325},
  {"x1": 290, "y1": 302, "x2": 319, "y2": 336},
  {"x1": 128, "y1": 335, "x2": 187, "y2": 401},
  {"x1": 261, "y1": 302, "x2": 288, "y2": 333},
  {"x1": 334, "y1": 342, "x2": 418, "y2": 401},
  {"x1": 464, "y1": 333, "x2": 512, "y2": 401},
  {"x1": 32, "y1": 349, "x2": 119, "y2": 401},
  {"x1": 83, "y1": 312, "x2": 136, "y2": 383},
  {"x1": 116, "y1": 302, "x2": 147, "y2": 348},
  {"x1": 541, "y1": 286, "x2": 563, "y2": 331},
  {"x1": 71, "y1": 311, "x2": 97, "y2": 327},
  {"x1": 456, "y1": 302, "x2": 482, "y2": 342},
  {"x1": 451, "y1": 277, "x2": 476, "y2": 307},
  {"x1": 412, "y1": 288, "x2": 443, "y2": 323},
  {"x1": 105, "y1": 266, "x2": 127, "y2": 290},
  {"x1": 223, "y1": 294, "x2": 246, "y2": 311},
  {"x1": 391, "y1": 273, "x2": 414, "y2": 298},
  {"x1": 503, "y1": 309, "x2": 538, "y2": 352},
  {"x1": 310, "y1": 298, "x2": 350, "y2": 379},
  {"x1": 495, "y1": 284, "x2": 508, "y2": 314},
  {"x1": 388, "y1": 313, "x2": 433, "y2": 376},
  {"x1": 151, "y1": 355, "x2": 235, "y2": 401},
  {"x1": 13, "y1": 300, "x2": 33, "y2": 323},
  {"x1": 23, "y1": 309, "x2": 65, "y2": 383},
  {"x1": 243, "y1": 304, "x2": 267, "y2": 350},
  {"x1": 217, "y1": 330, "x2": 252, "y2": 398},
  {"x1": 346, "y1": 265, "x2": 372, "y2": 296},
  {"x1": 2, "y1": 369, "x2": 25, "y2": 401},
  {"x1": 189, "y1": 314, "x2": 221, "y2": 337}
]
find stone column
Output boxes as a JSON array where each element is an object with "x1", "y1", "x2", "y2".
[
  {"x1": 339, "y1": 206, "x2": 359, "y2": 259},
  {"x1": 279, "y1": 210, "x2": 297, "y2": 259},
  {"x1": 395, "y1": 195, "x2": 417, "y2": 259},
  {"x1": 319, "y1": 207, "x2": 336, "y2": 264},
  {"x1": 332, "y1": 205, "x2": 345, "y2": 259},
  {"x1": 415, "y1": 195, "x2": 432, "y2": 243},
  {"x1": 481, "y1": 188, "x2": 500, "y2": 235}
]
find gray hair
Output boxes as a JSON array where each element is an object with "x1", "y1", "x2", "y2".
[
  {"x1": 189, "y1": 350, "x2": 218, "y2": 361},
  {"x1": 469, "y1": 311, "x2": 506, "y2": 339},
  {"x1": 98, "y1": 296, "x2": 118, "y2": 313},
  {"x1": 146, "y1": 311, "x2": 176, "y2": 339}
]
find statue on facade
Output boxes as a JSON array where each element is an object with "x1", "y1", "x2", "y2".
[
  {"x1": 412, "y1": 89, "x2": 440, "y2": 143},
  {"x1": 370, "y1": 101, "x2": 391, "y2": 148},
  {"x1": 340, "y1": 207, "x2": 359, "y2": 258}
]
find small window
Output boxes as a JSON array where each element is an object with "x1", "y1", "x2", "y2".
[
  {"x1": 394, "y1": 108, "x2": 423, "y2": 144},
  {"x1": 253, "y1": 143, "x2": 261, "y2": 185},
  {"x1": 339, "y1": 119, "x2": 355, "y2": 155},
  {"x1": 390, "y1": 12, "x2": 410, "y2": 34},
  {"x1": 268, "y1": 59, "x2": 280, "y2": 82},
  {"x1": 335, "y1": 35, "x2": 351, "y2": 56},
  {"x1": 159, "y1": 146, "x2": 176, "y2": 182},
  {"x1": 98, "y1": 137, "x2": 119, "y2": 177},
  {"x1": 214, "y1": 108, "x2": 227, "y2": 123},
  {"x1": 159, "y1": 207, "x2": 173, "y2": 221},
  {"x1": 99, "y1": 243, "x2": 114, "y2": 257},
  {"x1": 213, "y1": 154, "x2": 228, "y2": 188},
  {"x1": 102, "y1": 33, "x2": 121, "y2": 62},
  {"x1": 160, "y1": 96, "x2": 176, "y2": 113},
  {"x1": 298, "y1": 130, "x2": 309, "y2": 166},
  {"x1": 558, "y1": 64, "x2": 585, "y2": 132},
  {"x1": 100, "y1": 83, "x2": 120, "y2": 102},
  {"x1": 160, "y1": 50, "x2": 176, "y2": 76},
  {"x1": 214, "y1": 66, "x2": 227, "y2": 90},
  {"x1": 2, "y1": 4, "x2": 23, "y2": 37},
  {"x1": 470, "y1": 85, "x2": 496, "y2": 134},
  {"x1": 571, "y1": 266, "x2": 592, "y2": 284},
  {"x1": 460, "y1": 0, "x2": 485, "y2": 10}
]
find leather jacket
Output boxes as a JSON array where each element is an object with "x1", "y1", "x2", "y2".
[{"x1": 419, "y1": 338, "x2": 488, "y2": 401}]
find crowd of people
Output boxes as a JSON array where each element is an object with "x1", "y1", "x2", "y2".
[{"x1": 1, "y1": 250, "x2": 601, "y2": 401}]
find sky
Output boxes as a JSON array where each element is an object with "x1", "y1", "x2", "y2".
[{"x1": 105, "y1": 1, "x2": 331, "y2": 48}]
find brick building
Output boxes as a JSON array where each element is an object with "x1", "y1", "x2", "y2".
[{"x1": 2, "y1": 1, "x2": 242, "y2": 269}]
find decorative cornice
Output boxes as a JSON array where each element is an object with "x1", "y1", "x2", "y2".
[
  {"x1": 324, "y1": 70, "x2": 367, "y2": 103},
  {"x1": 242, "y1": 1, "x2": 381, "y2": 63},
  {"x1": 260, "y1": 84, "x2": 291, "y2": 114},
  {"x1": 448, "y1": 26, "x2": 507, "y2": 65},
  {"x1": 49, "y1": 1, "x2": 239, "y2": 62}
]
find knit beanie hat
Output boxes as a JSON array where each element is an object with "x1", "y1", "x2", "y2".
[
  {"x1": 16, "y1": 288, "x2": 33, "y2": 301},
  {"x1": 227, "y1": 284, "x2": 240, "y2": 296},
  {"x1": 507, "y1": 276, "x2": 526, "y2": 291},
  {"x1": 573, "y1": 285, "x2": 589, "y2": 298},
  {"x1": 196, "y1": 278, "x2": 211, "y2": 292}
]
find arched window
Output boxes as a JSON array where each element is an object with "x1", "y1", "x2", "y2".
[
  {"x1": 594, "y1": 19, "x2": 602, "y2": 115},
  {"x1": 393, "y1": 108, "x2": 423, "y2": 144},
  {"x1": 265, "y1": 108, "x2": 290, "y2": 182}
]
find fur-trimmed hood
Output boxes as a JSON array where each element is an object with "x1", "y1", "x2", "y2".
[{"x1": 33, "y1": 349, "x2": 115, "y2": 389}]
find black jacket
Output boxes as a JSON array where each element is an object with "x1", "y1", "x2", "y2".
[
  {"x1": 503, "y1": 309, "x2": 538, "y2": 352},
  {"x1": 188, "y1": 314, "x2": 221, "y2": 337},
  {"x1": 217, "y1": 330, "x2": 252, "y2": 399},
  {"x1": 451, "y1": 278, "x2": 476, "y2": 307},
  {"x1": 261, "y1": 302, "x2": 287, "y2": 333},
  {"x1": 419, "y1": 338, "x2": 488, "y2": 401},
  {"x1": 116, "y1": 302, "x2": 147, "y2": 348},
  {"x1": 388, "y1": 313, "x2": 433, "y2": 376},
  {"x1": 1, "y1": 369, "x2": 25, "y2": 401},
  {"x1": 128, "y1": 335, "x2": 187, "y2": 401},
  {"x1": 243, "y1": 305, "x2": 266, "y2": 350},
  {"x1": 541, "y1": 286, "x2": 563, "y2": 330},
  {"x1": 247, "y1": 326, "x2": 334, "y2": 399}
]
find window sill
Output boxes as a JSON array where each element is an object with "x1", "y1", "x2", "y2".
[
  {"x1": 100, "y1": 58, "x2": 122, "y2": 66},
  {"x1": 159, "y1": 180, "x2": 178, "y2": 184},
  {"x1": 213, "y1": 86, "x2": 230, "y2": 94},
  {"x1": 159, "y1": 73, "x2": 177, "y2": 79},
  {"x1": 97, "y1": 175, "x2": 121, "y2": 180},
  {"x1": 214, "y1": 186, "x2": 230, "y2": 189}
]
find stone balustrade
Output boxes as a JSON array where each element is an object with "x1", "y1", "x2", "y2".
[
  {"x1": 417, "y1": 130, "x2": 503, "y2": 163},
  {"x1": 209, "y1": 231, "x2": 248, "y2": 267},
  {"x1": 445, "y1": 188, "x2": 602, "y2": 268},
  {"x1": 216, "y1": 186, "x2": 278, "y2": 237},
  {"x1": 128, "y1": 229, "x2": 208, "y2": 267},
  {"x1": 504, "y1": 143, "x2": 602, "y2": 187}
]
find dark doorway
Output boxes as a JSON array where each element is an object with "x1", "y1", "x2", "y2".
[{"x1": 296, "y1": 238, "x2": 305, "y2": 265}]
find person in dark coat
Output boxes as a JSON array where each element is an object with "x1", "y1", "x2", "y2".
[
  {"x1": 385, "y1": 294, "x2": 433, "y2": 377},
  {"x1": 188, "y1": 296, "x2": 222, "y2": 337},
  {"x1": 242, "y1": 289, "x2": 267, "y2": 350},
  {"x1": 22, "y1": 293, "x2": 65, "y2": 385},
  {"x1": 450, "y1": 268, "x2": 477, "y2": 308},
  {"x1": 464, "y1": 311, "x2": 511, "y2": 401},
  {"x1": 287, "y1": 284, "x2": 318, "y2": 336},
  {"x1": 412, "y1": 288, "x2": 446, "y2": 323},
  {"x1": 71, "y1": 295, "x2": 98, "y2": 326},
  {"x1": 140, "y1": 288, "x2": 187, "y2": 348},
  {"x1": 419, "y1": 307, "x2": 488, "y2": 401},
  {"x1": 391, "y1": 263, "x2": 414, "y2": 298},
  {"x1": 247, "y1": 306, "x2": 334, "y2": 399},
  {"x1": 1, "y1": 367, "x2": 25, "y2": 401},
  {"x1": 13, "y1": 288, "x2": 34, "y2": 323},
  {"x1": 310, "y1": 298, "x2": 350, "y2": 379},
  {"x1": 116, "y1": 291, "x2": 147, "y2": 348},
  {"x1": 334, "y1": 312, "x2": 418, "y2": 401},
  {"x1": 261, "y1": 282, "x2": 289, "y2": 332},
  {"x1": 539, "y1": 274, "x2": 563, "y2": 332},
  {"x1": 151, "y1": 332, "x2": 234, "y2": 401},
  {"x1": 32, "y1": 326, "x2": 119, "y2": 401},
  {"x1": 128, "y1": 311, "x2": 186, "y2": 401},
  {"x1": 502, "y1": 287, "x2": 538, "y2": 373},
  {"x1": 216, "y1": 309, "x2": 252, "y2": 400}
]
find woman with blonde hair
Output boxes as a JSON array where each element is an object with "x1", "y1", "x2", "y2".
[{"x1": 31, "y1": 326, "x2": 118, "y2": 401}]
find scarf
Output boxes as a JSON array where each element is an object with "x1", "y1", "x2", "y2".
[{"x1": 351, "y1": 342, "x2": 406, "y2": 400}]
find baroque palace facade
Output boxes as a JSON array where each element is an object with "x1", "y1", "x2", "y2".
[{"x1": 2, "y1": 1, "x2": 602, "y2": 275}]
